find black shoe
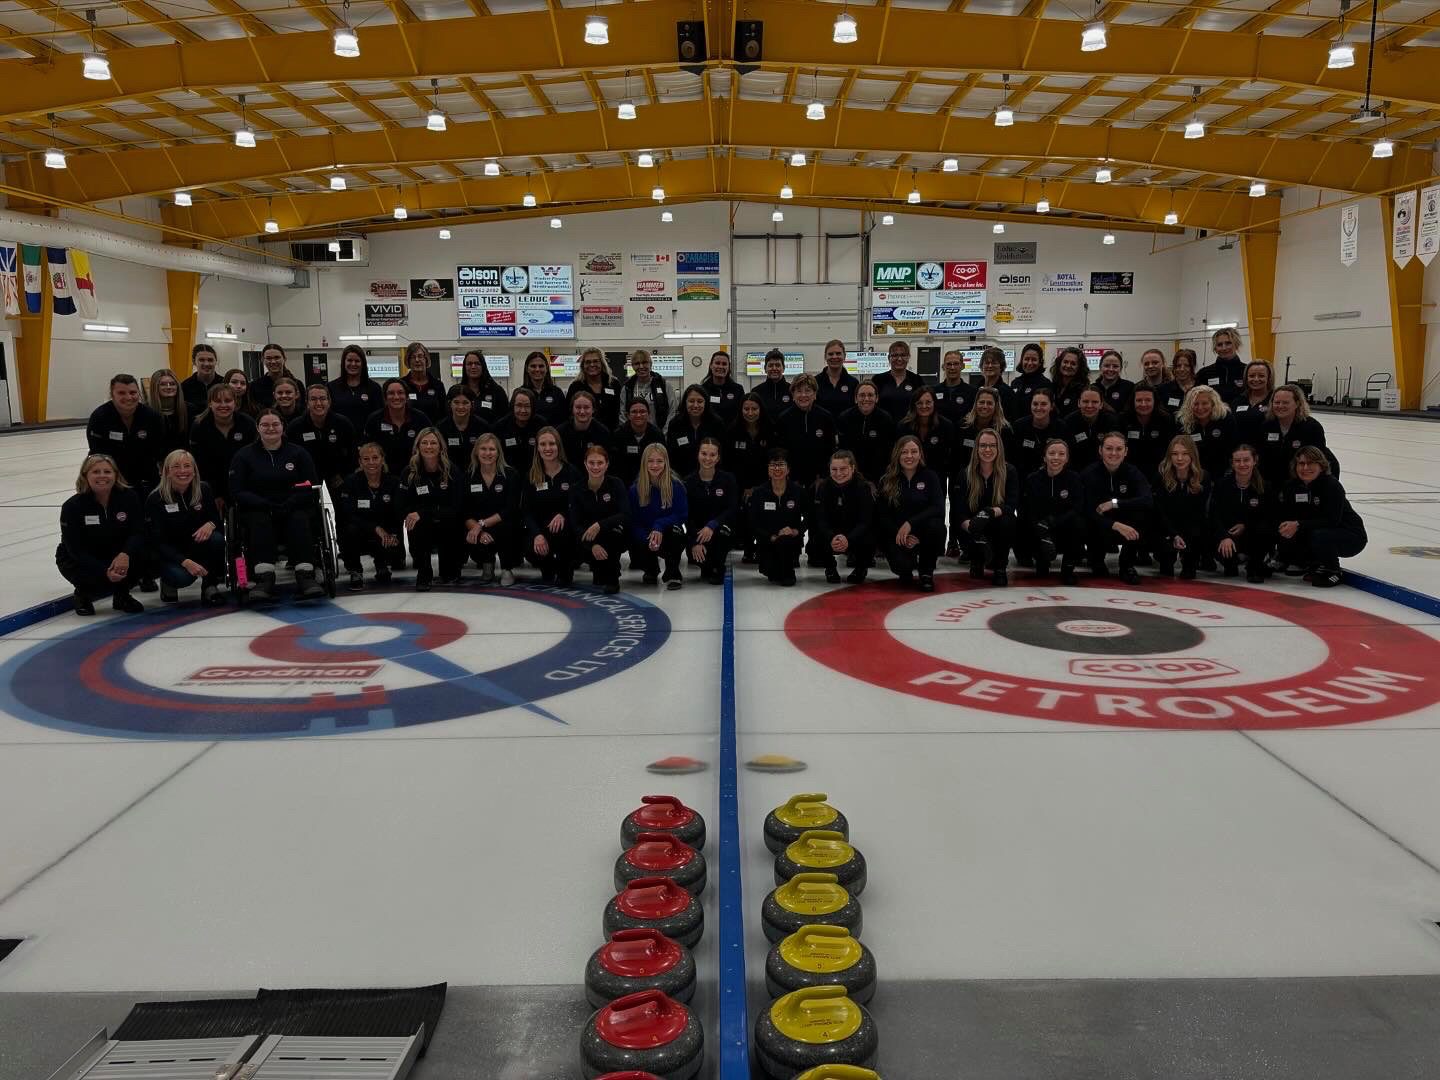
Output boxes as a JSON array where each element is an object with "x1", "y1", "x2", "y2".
[
  {"x1": 295, "y1": 569, "x2": 325, "y2": 600},
  {"x1": 742, "y1": 548, "x2": 757, "y2": 564},
  {"x1": 1222, "y1": 561, "x2": 1240, "y2": 578},
  {"x1": 202, "y1": 584, "x2": 227, "y2": 607},
  {"x1": 992, "y1": 570, "x2": 1008, "y2": 587},
  {"x1": 603, "y1": 579, "x2": 620, "y2": 595},
  {"x1": 112, "y1": 590, "x2": 144, "y2": 614},
  {"x1": 1034, "y1": 560, "x2": 1051, "y2": 578},
  {"x1": 666, "y1": 578, "x2": 682, "y2": 590},
  {"x1": 918, "y1": 574, "x2": 935, "y2": 592},
  {"x1": 540, "y1": 569, "x2": 556, "y2": 585},
  {"x1": 1060, "y1": 565, "x2": 1079, "y2": 586},
  {"x1": 1285, "y1": 564, "x2": 1305, "y2": 577},
  {"x1": 249, "y1": 572, "x2": 276, "y2": 603},
  {"x1": 416, "y1": 570, "x2": 433, "y2": 592},
  {"x1": 73, "y1": 590, "x2": 95, "y2": 616},
  {"x1": 1312, "y1": 568, "x2": 1343, "y2": 588},
  {"x1": 1246, "y1": 570, "x2": 1266, "y2": 584},
  {"x1": 160, "y1": 582, "x2": 179, "y2": 604},
  {"x1": 138, "y1": 577, "x2": 158, "y2": 594},
  {"x1": 1156, "y1": 559, "x2": 1175, "y2": 578},
  {"x1": 348, "y1": 572, "x2": 364, "y2": 592},
  {"x1": 1119, "y1": 566, "x2": 1141, "y2": 586},
  {"x1": 374, "y1": 569, "x2": 393, "y2": 586},
  {"x1": 1015, "y1": 554, "x2": 1034, "y2": 569},
  {"x1": 896, "y1": 571, "x2": 913, "y2": 587},
  {"x1": 642, "y1": 571, "x2": 659, "y2": 586},
  {"x1": 845, "y1": 569, "x2": 867, "y2": 585},
  {"x1": 825, "y1": 568, "x2": 842, "y2": 584},
  {"x1": 1037, "y1": 536, "x2": 1057, "y2": 564},
  {"x1": 1179, "y1": 564, "x2": 1197, "y2": 581}
]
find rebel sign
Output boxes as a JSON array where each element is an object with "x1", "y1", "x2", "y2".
[{"x1": 944, "y1": 261, "x2": 987, "y2": 289}]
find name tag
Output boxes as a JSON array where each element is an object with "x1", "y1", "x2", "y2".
[
  {"x1": 1023, "y1": 439, "x2": 1036, "y2": 448},
  {"x1": 714, "y1": 488, "x2": 724, "y2": 496},
  {"x1": 734, "y1": 440, "x2": 747, "y2": 449},
  {"x1": 415, "y1": 485, "x2": 430, "y2": 495},
  {"x1": 1207, "y1": 378, "x2": 1220, "y2": 386},
  {"x1": 505, "y1": 437, "x2": 517, "y2": 446},
  {"x1": 602, "y1": 493, "x2": 612, "y2": 503},
  {"x1": 786, "y1": 500, "x2": 795, "y2": 508},
  {"x1": 1167, "y1": 397, "x2": 1181, "y2": 408},
  {"x1": 357, "y1": 499, "x2": 371, "y2": 508},
  {"x1": 1267, "y1": 432, "x2": 1280, "y2": 442},
  {"x1": 535, "y1": 482, "x2": 549, "y2": 491},
  {"x1": 360, "y1": 393, "x2": 370, "y2": 402},
  {"x1": 867, "y1": 431, "x2": 877, "y2": 438},
  {"x1": 408, "y1": 392, "x2": 418, "y2": 399},
  {"x1": 470, "y1": 484, "x2": 485, "y2": 493},
  {"x1": 627, "y1": 445, "x2": 640, "y2": 454},
  {"x1": 1075, "y1": 433, "x2": 1088, "y2": 442},
  {"x1": 677, "y1": 437, "x2": 690, "y2": 446},
  {"x1": 963, "y1": 438, "x2": 976, "y2": 448},
  {"x1": 903, "y1": 384, "x2": 913, "y2": 391},
  {"x1": 108, "y1": 430, "x2": 124, "y2": 441},
  {"x1": 842, "y1": 386, "x2": 851, "y2": 393},
  {"x1": 302, "y1": 431, "x2": 317, "y2": 441},
  {"x1": 85, "y1": 514, "x2": 101, "y2": 525},
  {"x1": 1295, "y1": 493, "x2": 1309, "y2": 503},
  {"x1": 710, "y1": 395, "x2": 721, "y2": 404},
  {"x1": 1119, "y1": 485, "x2": 1128, "y2": 494},
  {"x1": 764, "y1": 501, "x2": 777, "y2": 510},
  {"x1": 483, "y1": 398, "x2": 493, "y2": 407},
  {"x1": 1127, "y1": 430, "x2": 1140, "y2": 439},
  {"x1": 916, "y1": 482, "x2": 926, "y2": 490},
  {"x1": 447, "y1": 437, "x2": 460, "y2": 446},
  {"x1": 1060, "y1": 490, "x2": 1069, "y2": 499},
  {"x1": 381, "y1": 423, "x2": 394, "y2": 432},
  {"x1": 604, "y1": 388, "x2": 616, "y2": 396},
  {"x1": 1249, "y1": 498, "x2": 1259, "y2": 507},
  {"x1": 164, "y1": 503, "x2": 179, "y2": 514}
]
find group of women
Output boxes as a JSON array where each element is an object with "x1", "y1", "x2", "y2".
[{"x1": 60, "y1": 329, "x2": 1366, "y2": 613}]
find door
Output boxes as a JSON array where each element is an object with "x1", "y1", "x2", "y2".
[{"x1": 0, "y1": 331, "x2": 15, "y2": 426}]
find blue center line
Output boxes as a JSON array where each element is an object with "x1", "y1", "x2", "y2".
[{"x1": 717, "y1": 567, "x2": 750, "y2": 1078}]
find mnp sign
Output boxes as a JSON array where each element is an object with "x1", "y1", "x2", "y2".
[{"x1": 871, "y1": 262, "x2": 916, "y2": 287}]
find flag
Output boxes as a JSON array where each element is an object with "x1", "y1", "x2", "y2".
[
  {"x1": 47, "y1": 247, "x2": 75, "y2": 316},
  {"x1": 21, "y1": 244, "x2": 42, "y2": 314},
  {"x1": 0, "y1": 243, "x2": 18, "y2": 316},
  {"x1": 70, "y1": 250, "x2": 99, "y2": 319}
]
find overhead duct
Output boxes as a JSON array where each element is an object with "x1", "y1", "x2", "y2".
[{"x1": 0, "y1": 209, "x2": 299, "y2": 287}]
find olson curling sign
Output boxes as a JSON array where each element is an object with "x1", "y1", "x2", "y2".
[
  {"x1": 1, "y1": 586, "x2": 669, "y2": 739},
  {"x1": 787, "y1": 579, "x2": 1440, "y2": 729}
]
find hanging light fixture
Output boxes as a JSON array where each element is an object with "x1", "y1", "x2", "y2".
[
  {"x1": 806, "y1": 69, "x2": 825, "y2": 120},
  {"x1": 1183, "y1": 86, "x2": 1204, "y2": 140},
  {"x1": 427, "y1": 79, "x2": 447, "y2": 132},
  {"x1": 1347, "y1": 1, "x2": 1386, "y2": 124},
  {"x1": 264, "y1": 219, "x2": 279, "y2": 233},
  {"x1": 881, "y1": 214, "x2": 894, "y2": 225},
  {"x1": 82, "y1": 10, "x2": 110, "y2": 80},
  {"x1": 439, "y1": 228, "x2": 452, "y2": 239},
  {"x1": 780, "y1": 183, "x2": 794, "y2": 199},
  {"x1": 1036, "y1": 182, "x2": 1050, "y2": 214},
  {"x1": 328, "y1": 240, "x2": 342, "y2": 253},
  {"x1": 833, "y1": 9, "x2": 857, "y2": 44},
  {"x1": 1372, "y1": 138, "x2": 1394, "y2": 158},
  {"x1": 1102, "y1": 233, "x2": 1116, "y2": 245},
  {"x1": 584, "y1": 3, "x2": 608, "y2": 45},
  {"x1": 993, "y1": 222, "x2": 1005, "y2": 234},
  {"x1": 333, "y1": 0, "x2": 359, "y2": 57},
  {"x1": 235, "y1": 94, "x2": 256, "y2": 147},
  {"x1": 661, "y1": 210, "x2": 674, "y2": 222},
  {"x1": 1328, "y1": 1, "x2": 1354, "y2": 68},
  {"x1": 550, "y1": 217, "x2": 562, "y2": 229},
  {"x1": 1249, "y1": 180, "x2": 1267, "y2": 197},
  {"x1": 652, "y1": 184, "x2": 666, "y2": 202},
  {"x1": 393, "y1": 205, "x2": 408, "y2": 220},
  {"x1": 43, "y1": 113, "x2": 66, "y2": 169},
  {"x1": 263, "y1": 200, "x2": 279, "y2": 234},
  {"x1": 942, "y1": 158, "x2": 959, "y2": 172},
  {"x1": 1095, "y1": 165, "x2": 1112, "y2": 183},
  {"x1": 772, "y1": 207, "x2": 784, "y2": 222},
  {"x1": 1164, "y1": 210, "x2": 1180, "y2": 225},
  {"x1": 174, "y1": 191, "x2": 192, "y2": 206},
  {"x1": 1081, "y1": 0, "x2": 1107, "y2": 51},
  {"x1": 330, "y1": 174, "x2": 346, "y2": 190},
  {"x1": 790, "y1": 151, "x2": 807, "y2": 167},
  {"x1": 907, "y1": 170, "x2": 922, "y2": 204},
  {"x1": 637, "y1": 151, "x2": 654, "y2": 168},
  {"x1": 523, "y1": 191, "x2": 537, "y2": 208},
  {"x1": 994, "y1": 74, "x2": 1014, "y2": 127},
  {"x1": 617, "y1": 70, "x2": 637, "y2": 120},
  {"x1": 484, "y1": 160, "x2": 501, "y2": 176}
]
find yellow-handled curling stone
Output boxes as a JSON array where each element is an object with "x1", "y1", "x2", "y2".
[{"x1": 764, "y1": 793, "x2": 849, "y2": 854}]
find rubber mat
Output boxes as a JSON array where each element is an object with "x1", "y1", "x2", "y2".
[{"x1": 112, "y1": 984, "x2": 446, "y2": 1053}]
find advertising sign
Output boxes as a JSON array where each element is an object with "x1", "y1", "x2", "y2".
[
  {"x1": 458, "y1": 263, "x2": 574, "y2": 339},
  {"x1": 1040, "y1": 271, "x2": 1085, "y2": 294},
  {"x1": 870, "y1": 258, "x2": 988, "y2": 336},
  {"x1": 677, "y1": 251, "x2": 720, "y2": 275},
  {"x1": 364, "y1": 302, "x2": 407, "y2": 327},
  {"x1": 409, "y1": 278, "x2": 454, "y2": 301},
  {"x1": 1089, "y1": 271, "x2": 1134, "y2": 295},
  {"x1": 368, "y1": 280, "x2": 406, "y2": 298},
  {"x1": 745, "y1": 350, "x2": 806, "y2": 376}
]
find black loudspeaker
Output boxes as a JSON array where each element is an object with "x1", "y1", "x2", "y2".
[
  {"x1": 734, "y1": 20, "x2": 763, "y2": 62},
  {"x1": 916, "y1": 347, "x2": 941, "y2": 380},
  {"x1": 677, "y1": 20, "x2": 706, "y2": 62}
]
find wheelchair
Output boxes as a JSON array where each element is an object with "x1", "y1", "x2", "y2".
[{"x1": 224, "y1": 482, "x2": 341, "y2": 606}]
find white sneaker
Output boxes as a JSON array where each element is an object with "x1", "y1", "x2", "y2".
[{"x1": 499, "y1": 569, "x2": 515, "y2": 586}]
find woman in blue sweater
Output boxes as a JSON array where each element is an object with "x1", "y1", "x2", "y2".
[{"x1": 628, "y1": 443, "x2": 689, "y2": 589}]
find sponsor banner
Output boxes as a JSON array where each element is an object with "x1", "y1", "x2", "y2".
[
  {"x1": 529, "y1": 264, "x2": 573, "y2": 293},
  {"x1": 460, "y1": 324, "x2": 516, "y2": 338},
  {"x1": 517, "y1": 322, "x2": 574, "y2": 339},
  {"x1": 500, "y1": 265, "x2": 530, "y2": 292},
  {"x1": 943, "y1": 261, "x2": 987, "y2": 289},
  {"x1": 677, "y1": 276, "x2": 720, "y2": 301},
  {"x1": 458, "y1": 262, "x2": 573, "y2": 339},
  {"x1": 580, "y1": 304, "x2": 625, "y2": 327},
  {"x1": 579, "y1": 252, "x2": 622, "y2": 275},
  {"x1": 1418, "y1": 185, "x2": 1440, "y2": 266},
  {"x1": 638, "y1": 306, "x2": 663, "y2": 329},
  {"x1": 410, "y1": 278, "x2": 454, "y2": 301},
  {"x1": 871, "y1": 261, "x2": 916, "y2": 288},
  {"x1": 872, "y1": 289, "x2": 928, "y2": 307},
  {"x1": 1392, "y1": 189, "x2": 1416, "y2": 269},
  {"x1": 1339, "y1": 204, "x2": 1359, "y2": 267},
  {"x1": 364, "y1": 302, "x2": 408, "y2": 327},
  {"x1": 1089, "y1": 271, "x2": 1134, "y2": 295},
  {"x1": 630, "y1": 252, "x2": 672, "y2": 271},
  {"x1": 369, "y1": 279, "x2": 406, "y2": 298},
  {"x1": 580, "y1": 278, "x2": 624, "y2": 303},
  {"x1": 992, "y1": 303, "x2": 1036, "y2": 326},
  {"x1": 845, "y1": 349, "x2": 888, "y2": 375},
  {"x1": 456, "y1": 265, "x2": 500, "y2": 288},
  {"x1": 484, "y1": 310, "x2": 516, "y2": 324},
  {"x1": 517, "y1": 293, "x2": 571, "y2": 308},
  {"x1": 1040, "y1": 271, "x2": 1085, "y2": 294},
  {"x1": 994, "y1": 241, "x2": 1037, "y2": 264},
  {"x1": 928, "y1": 317, "x2": 987, "y2": 334},
  {"x1": 994, "y1": 271, "x2": 1036, "y2": 296},
  {"x1": 872, "y1": 319, "x2": 931, "y2": 336},
  {"x1": 916, "y1": 261, "x2": 945, "y2": 289},
  {"x1": 677, "y1": 251, "x2": 720, "y2": 275},
  {"x1": 631, "y1": 281, "x2": 673, "y2": 302},
  {"x1": 744, "y1": 350, "x2": 806, "y2": 376},
  {"x1": 460, "y1": 292, "x2": 514, "y2": 310},
  {"x1": 518, "y1": 307, "x2": 575, "y2": 328}
]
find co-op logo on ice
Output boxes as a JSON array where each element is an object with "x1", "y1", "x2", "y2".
[
  {"x1": 787, "y1": 580, "x2": 1440, "y2": 730},
  {"x1": 0, "y1": 587, "x2": 670, "y2": 739}
]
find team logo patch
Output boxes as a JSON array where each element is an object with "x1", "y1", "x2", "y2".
[
  {"x1": 787, "y1": 579, "x2": 1440, "y2": 729},
  {"x1": 1, "y1": 587, "x2": 669, "y2": 739}
]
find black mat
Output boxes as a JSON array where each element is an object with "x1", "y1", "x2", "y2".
[{"x1": 112, "y1": 983, "x2": 446, "y2": 1053}]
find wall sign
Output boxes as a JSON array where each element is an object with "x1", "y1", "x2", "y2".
[
  {"x1": 368, "y1": 280, "x2": 406, "y2": 298},
  {"x1": 1339, "y1": 204, "x2": 1359, "y2": 267},
  {"x1": 364, "y1": 302, "x2": 407, "y2": 327},
  {"x1": 1089, "y1": 271, "x2": 1134, "y2": 295},
  {"x1": 993, "y1": 242, "x2": 1037, "y2": 265},
  {"x1": 870, "y1": 260, "x2": 987, "y2": 336},
  {"x1": 1040, "y1": 271, "x2": 1085, "y2": 294},
  {"x1": 1392, "y1": 190, "x2": 1416, "y2": 270},
  {"x1": 458, "y1": 264, "x2": 575, "y2": 339},
  {"x1": 410, "y1": 278, "x2": 454, "y2": 301}
]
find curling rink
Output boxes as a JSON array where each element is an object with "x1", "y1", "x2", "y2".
[{"x1": 4, "y1": 415, "x2": 1440, "y2": 1078}]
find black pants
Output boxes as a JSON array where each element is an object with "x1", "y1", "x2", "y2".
[
  {"x1": 687, "y1": 527, "x2": 733, "y2": 579},
  {"x1": 810, "y1": 535, "x2": 873, "y2": 572},
  {"x1": 1032, "y1": 515, "x2": 1087, "y2": 566},
  {"x1": 158, "y1": 534, "x2": 227, "y2": 588},
  {"x1": 408, "y1": 513, "x2": 463, "y2": 577},
  {"x1": 525, "y1": 524, "x2": 574, "y2": 578},
  {"x1": 883, "y1": 520, "x2": 945, "y2": 576},
  {"x1": 341, "y1": 523, "x2": 407, "y2": 574},
  {"x1": 1216, "y1": 526, "x2": 1273, "y2": 572},
  {"x1": 756, "y1": 534, "x2": 803, "y2": 582},
  {"x1": 56, "y1": 544, "x2": 140, "y2": 597},
  {"x1": 630, "y1": 525, "x2": 686, "y2": 577},
  {"x1": 580, "y1": 537, "x2": 624, "y2": 586},
  {"x1": 1086, "y1": 509, "x2": 1151, "y2": 571},
  {"x1": 956, "y1": 512, "x2": 1015, "y2": 571},
  {"x1": 468, "y1": 521, "x2": 518, "y2": 570},
  {"x1": 1278, "y1": 526, "x2": 1366, "y2": 569},
  {"x1": 1156, "y1": 529, "x2": 1208, "y2": 573},
  {"x1": 242, "y1": 507, "x2": 317, "y2": 570}
]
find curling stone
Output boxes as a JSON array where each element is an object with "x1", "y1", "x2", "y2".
[
  {"x1": 753, "y1": 986, "x2": 878, "y2": 1079},
  {"x1": 764, "y1": 793, "x2": 849, "y2": 853},
  {"x1": 603, "y1": 876, "x2": 704, "y2": 948},
  {"x1": 614, "y1": 833, "x2": 707, "y2": 896},
  {"x1": 585, "y1": 928, "x2": 696, "y2": 1008},
  {"x1": 765, "y1": 925, "x2": 876, "y2": 1004},
  {"x1": 774, "y1": 830, "x2": 867, "y2": 896},
  {"x1": 761, "y1": 873, "x2": 863, "y2": 944},
  {"x1": 581, "y1": 990, "x2": 703, "y2": 1080},
  {"x1": 622, "y1": 794, "x2": 706, "y2": 851}
]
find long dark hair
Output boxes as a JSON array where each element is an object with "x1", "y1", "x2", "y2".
[
  {"x1": 460, "y1": 349, "x2": 497, "y2": 394},
  {"x1": 1049, "y1": 346, "x2": 1090, "y2": 388},
  {"x1": 670, "y1": 384, "x2": 714, "y2": 432}
]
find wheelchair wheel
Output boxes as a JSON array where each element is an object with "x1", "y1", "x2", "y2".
[{"x1": 318, "y1": 483, "x2": 341, "y2": 599}]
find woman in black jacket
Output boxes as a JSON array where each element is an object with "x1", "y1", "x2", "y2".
[
  {"x1": 1211, "y1": 443, "x2": 1273, "y2": 583},
  {"x1": 571, "y1": 444, "x2": 630, "y2": 594},
  {"x1": 287, "y1": 383, "x2": 357, "y2": 492},
  {"x1": 437, "y1": 385, "x2": 489, "y2": 473},
  {"x1": 876, "y1": 435, "x2": 945, "y2": 591},
  {"x1": 337, "y1": 442, "x2": 406, "y2": 589},
  {"x1": 685, "y1": 437, "x2": 739, "y2": 585},
  {"x1": 456, "y1": 349, "x2": 506, "y2": 427},
  {"x1": 1152, "y1": 435, "x2": 1211, "y2": 579},
  {"x1": 56, "y1": 454, "x2": 146, "y2": 615},
  {"x1": 522, "y1": 427, "x2": 580, "y2": 585},
  {"x1": 251, "y1": 344, "x2": 300, "y2": 408},
  {"x1": 402, "y1": 427, "x2": 463, "y2": 590},
  {"x1": 811, "y1": 449, "x2": 876, "y2": 585},
  {"x1": 567, "y1": 347, "x2": 623, "y2": 429},
  {"x1": 363, "y1": 378, "x2": 426, "y2": 476},
  {"x1": 519, "y1": 350, "x2": 568, "y2": 425},
  {"x1": 145, "y1": 449, "x2": 227, "y2": 606},
  {"x1": 951, "y1": 428, "x2": 1020, "y2": 585},
  {"x1": 899, "y1": 385, "x2": 956, "y2": 483},
  {"x1": 1119, "y1": 386, "x2": 1177, "y2": 486},
  {"x1": 836, "y1": 381, "x2": 896, "y2": 485},
  {"x1": 1062, "y1": 387, "x2": 1119, "y2": 473},
  {"x1": 463, "y1": 432, "x2": 521, "y2": 586},
  {"x1": 327, "y1": 344, "x2": 384, "y2": 430},
  {"x1": 558, "y1": 390, "x2": 612, "y2": 466},
  {"x1": 1010, "y1": 342, "x2": 1054, "y2": 418},
  {"x1": 1049, "y1": 346, "x2": 1091, "y2": 417},
  {"x1": 189, "y1": 384, "x2": 257, "y2": 507},
  {"x1": 666, "y1": 385, "x2": 725, "y2": 479},
  {"x1": 700, "y1": 350, "x2": 745, "y2": 426},
  {"x1": 147, "y1": 368, "x2": 190, "y2": 454},
  {"x1": 1080, "y1": 431, "x2": 1154, "y2": 585},
  {"x1": 1274, "y1": 446, "x2": 1367, "y2": 587},
  {"x1": 401, "y1": 341, "x2": 447, "y2": 422},
  {"x1": 493, "y1": 387, "x2": 545, "y2": 478},
  {"x1": 1011, "y1": 388, "x2": 1062, "y2": 481},
  {"x1": 1021, "y1": 438, "x2": 1085, "y2": 584},
  {"x1": 1176, "y1": 385, "x2": 1238, "y2": 481},
  {"x1": 1258, "y1": 384, "x2": 1329, "y2": 491},
  {"x1": 729, "y1": 393, "x2": 773, "y2": 562},
  {"x1": 621, "y1": 348, "x2": 672, "y2": 429},
  {"x1": 746, "y1": 449, "x2": 810, "y2": 587},
  {"x1": 228, "y1": 410, "x2": 324, "y2": 602}
]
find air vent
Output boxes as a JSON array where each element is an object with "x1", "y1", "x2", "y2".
[{"x1": 289, "y1": 238, "x2": 369, "y2": 266}]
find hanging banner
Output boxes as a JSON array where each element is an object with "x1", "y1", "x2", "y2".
[
  {"x1": 1339, "y1": 204, "x2": 1359, "y2": 267},
  {"x1": 21, "y1": 244, "x2": 42, "y2": 313},
  {"x1": 1392, "y1": 191, "x2": 1416, "y2": 270},
  {"x1": 0, "y1": 243, "x2": 18, "y2": 316},
  {"x1": 48, "y1": 248, "x2": 75, "y2": 316},
  {"x1": 71, "y1": 250, "x2": 100, "y2": 319},
  {"x1": 1417, "y1": 185, "x2": 1440, "y2": 267}
]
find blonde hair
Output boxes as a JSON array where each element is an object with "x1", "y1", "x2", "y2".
[
  {"x1": 157, "y1": 449, "x2": 204, "y2": 508},
  {"x1": 1159, "y1": 434, "x2": 1206, "y2": 494},
  {"x1": 1211, "y1": 327, "x2": 1243, "y2": 352},
  {"x1": 470, "y1": 432, "x2": 509, "y2": 477},
  {"x1": 527, "y1": 426, "x2": 568, "y2": 486},
  {"x1": 630, "y1": 348, "x2": 652, "y2": 373},
  {"x1": 406, "y1": 426, "x2": 453, "y2": 484},
  {"x1": 76, "y1": 453, "x2": 131, "y2": 494},
  {"x1": 1177, "y1": 385, "x2": 1230, "y2": 432},
  {"x1": 961, "y1": 387, "x2": 1012, "y2": 433},
  {"x1": 1272, "y1": 382, "x2": 1312, "y2": 421},
  {"x1": 965, "y1": 429, "x2": 1009, "y2": 513},
  {"x1": 635, "y1": 443, "x2": 677, "y2": 509}
]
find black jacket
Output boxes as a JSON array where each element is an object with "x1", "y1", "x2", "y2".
[
  {"x1": 1258, "y1": 416, "x2": 1328, "y2": 489},
  {"x1": 287, "y1": 412, "x2": 357, "y2": 482},
  {"x1": 610, "y1": 423, "x2": 666, "y2": 485},
  {"x1": 877, "y1": 469, "x2": 945, "y2": 533},
  {"x1": 459, "y1": 379, "x2": 507, "y2": 427},
  {"x1": 1022, "y1": 468, "x2": 1085, "y2": 530},
  {"x1": 815, "y1": 369, "x2": 861, "y2": 416},
  {"x1": 726, "y1": 425, "x2": 773, "y2": 491},
  {"x1": 59, "y1": 487, "x2": 145, "y2": 571},
  {"x1": 875, "y1": 370, "x2": 922, "y2": 422},
  {"x1": 974, "y1": 380, "x2": 1019, "y2": 423},
  {"x1": 570, "y1": 476, "x2": 631, "y2": 545},
  {"x1": 338, "y1": 471, "x2": 405, "y2": 535},
  {"x1": 327, "y1": 378, "x2": 384, "y2": 431},
  {"x1": 87, "y1": 401, "x2": 165, "y2": 491},
  {"x1": 747, "y1": 481, "x2": 810, "y2": 539},
  {"x1": 755, "y1": 378, "x2": 793, "y2": 418},
  {"x1": 1053, "y1": 378, "x2": 1091, "y2": 417},
  {"x1": 522, "y1": 463, "x2": 581, "y2": 538},
  {"x1": 402, "y1": 462, "x2": 461, "y2": 521},
  {"x1": 436, "y1": 415, "x2": 490, "y2": 473},
  {"x1": 836, "y1": 407, "x2": 897, "y2": 484},
  {"x1": 931, "y1": 380, "x2": 976, "y2": 426},
  {"x1": 811, "y1": 478, "x2": 875, "y2": 550},
  {"x1": 1062, "y1": 410, "x2": 1120, "y2": 472},
  {"x1": 1093, "y1": 377, "x2": 1135, "y2": 414},
  {"x1": 1154, "y1": 476, "x2": 1213, "y2": 541},
  {"x1": 1277, "y1": 474, "x2": 1365, "y2": 537},
  {"x1": 685, "y1": 470, "x2": 741, "y2": 537},
  {"x1": 775, "y1": 405, "x2": 837, "y2": 486},
  {"x1": 954, "y1": 423, "x2": 1016, "y2": 473},
  {"x1": 1183, "y1": 414, "x2": 1238, "y2": 480},
  {"x1": 461, "y1": 466, "x2": 521, "y2": 529},
  {"x1": 229, "y1": 440, "x2": 320, "y2": 512},
  {"x1": 1011, "y1": 417, "x2": 1064, "y2": 480},
  {"x1": 1211, "y1": 474, "x2": 1274, "y2": 541},
  {"x1": 621, "y1": 374, "x2": 671, "y2": 429},
  {"x1": 1080, "y1": 461, "x2": 1154, "y2": 527},
  {"x1": 157, "y1": 409, "x2": 189, "y2": 455},
  {"x1": 523, "y1": 383, "x2": 569, "y2": 426},
  {"x1": 1119, "y1": 411, "x2": 1177, "y2": 481},
  {"x1": 491, "y1": 414, "x2": 544, "y2": 477},
  {"x1": 699, "y1": 376, "x2": 745, "y2": 427},
  {"x1": 1010, "y1": 371, "x2": 1055, "y2": 418},
  {"x1": 180, "y1": 372, "x2": 222, "y2": 415},
  {"x1": 567, "y1": 375, "x2": 624, "y2": 429},
  {"x1": 665, "y1": 416, "x2": 726, "y2": 479},
  {"x1": 1156, "y1": 380, "x2": 1195, "y2": 414},
  {"x1": 144, "y1": 482, "x2": 222, "y2": 564},
  {"x1": 188, "y1": 412, "x2": 257, "y2": 500},
  {"x1": 1196, "y1": 357, "x2": 1246, "y2": 398},
  {"x1": 402, "y1": 374, "x2": 448, "y2": 422},
  {"x1": 950, "y1": 464, "x2": 1020, "y2": 530},
  {"x1": 363, "y1": 410, "x2": 426, "y2": 476},
  {"x1": 557, "y1": 419, "x2": 613, "y2": 468},
  {"x1": 898, "y1": 416, "x2": 956, "y2": 478}
]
